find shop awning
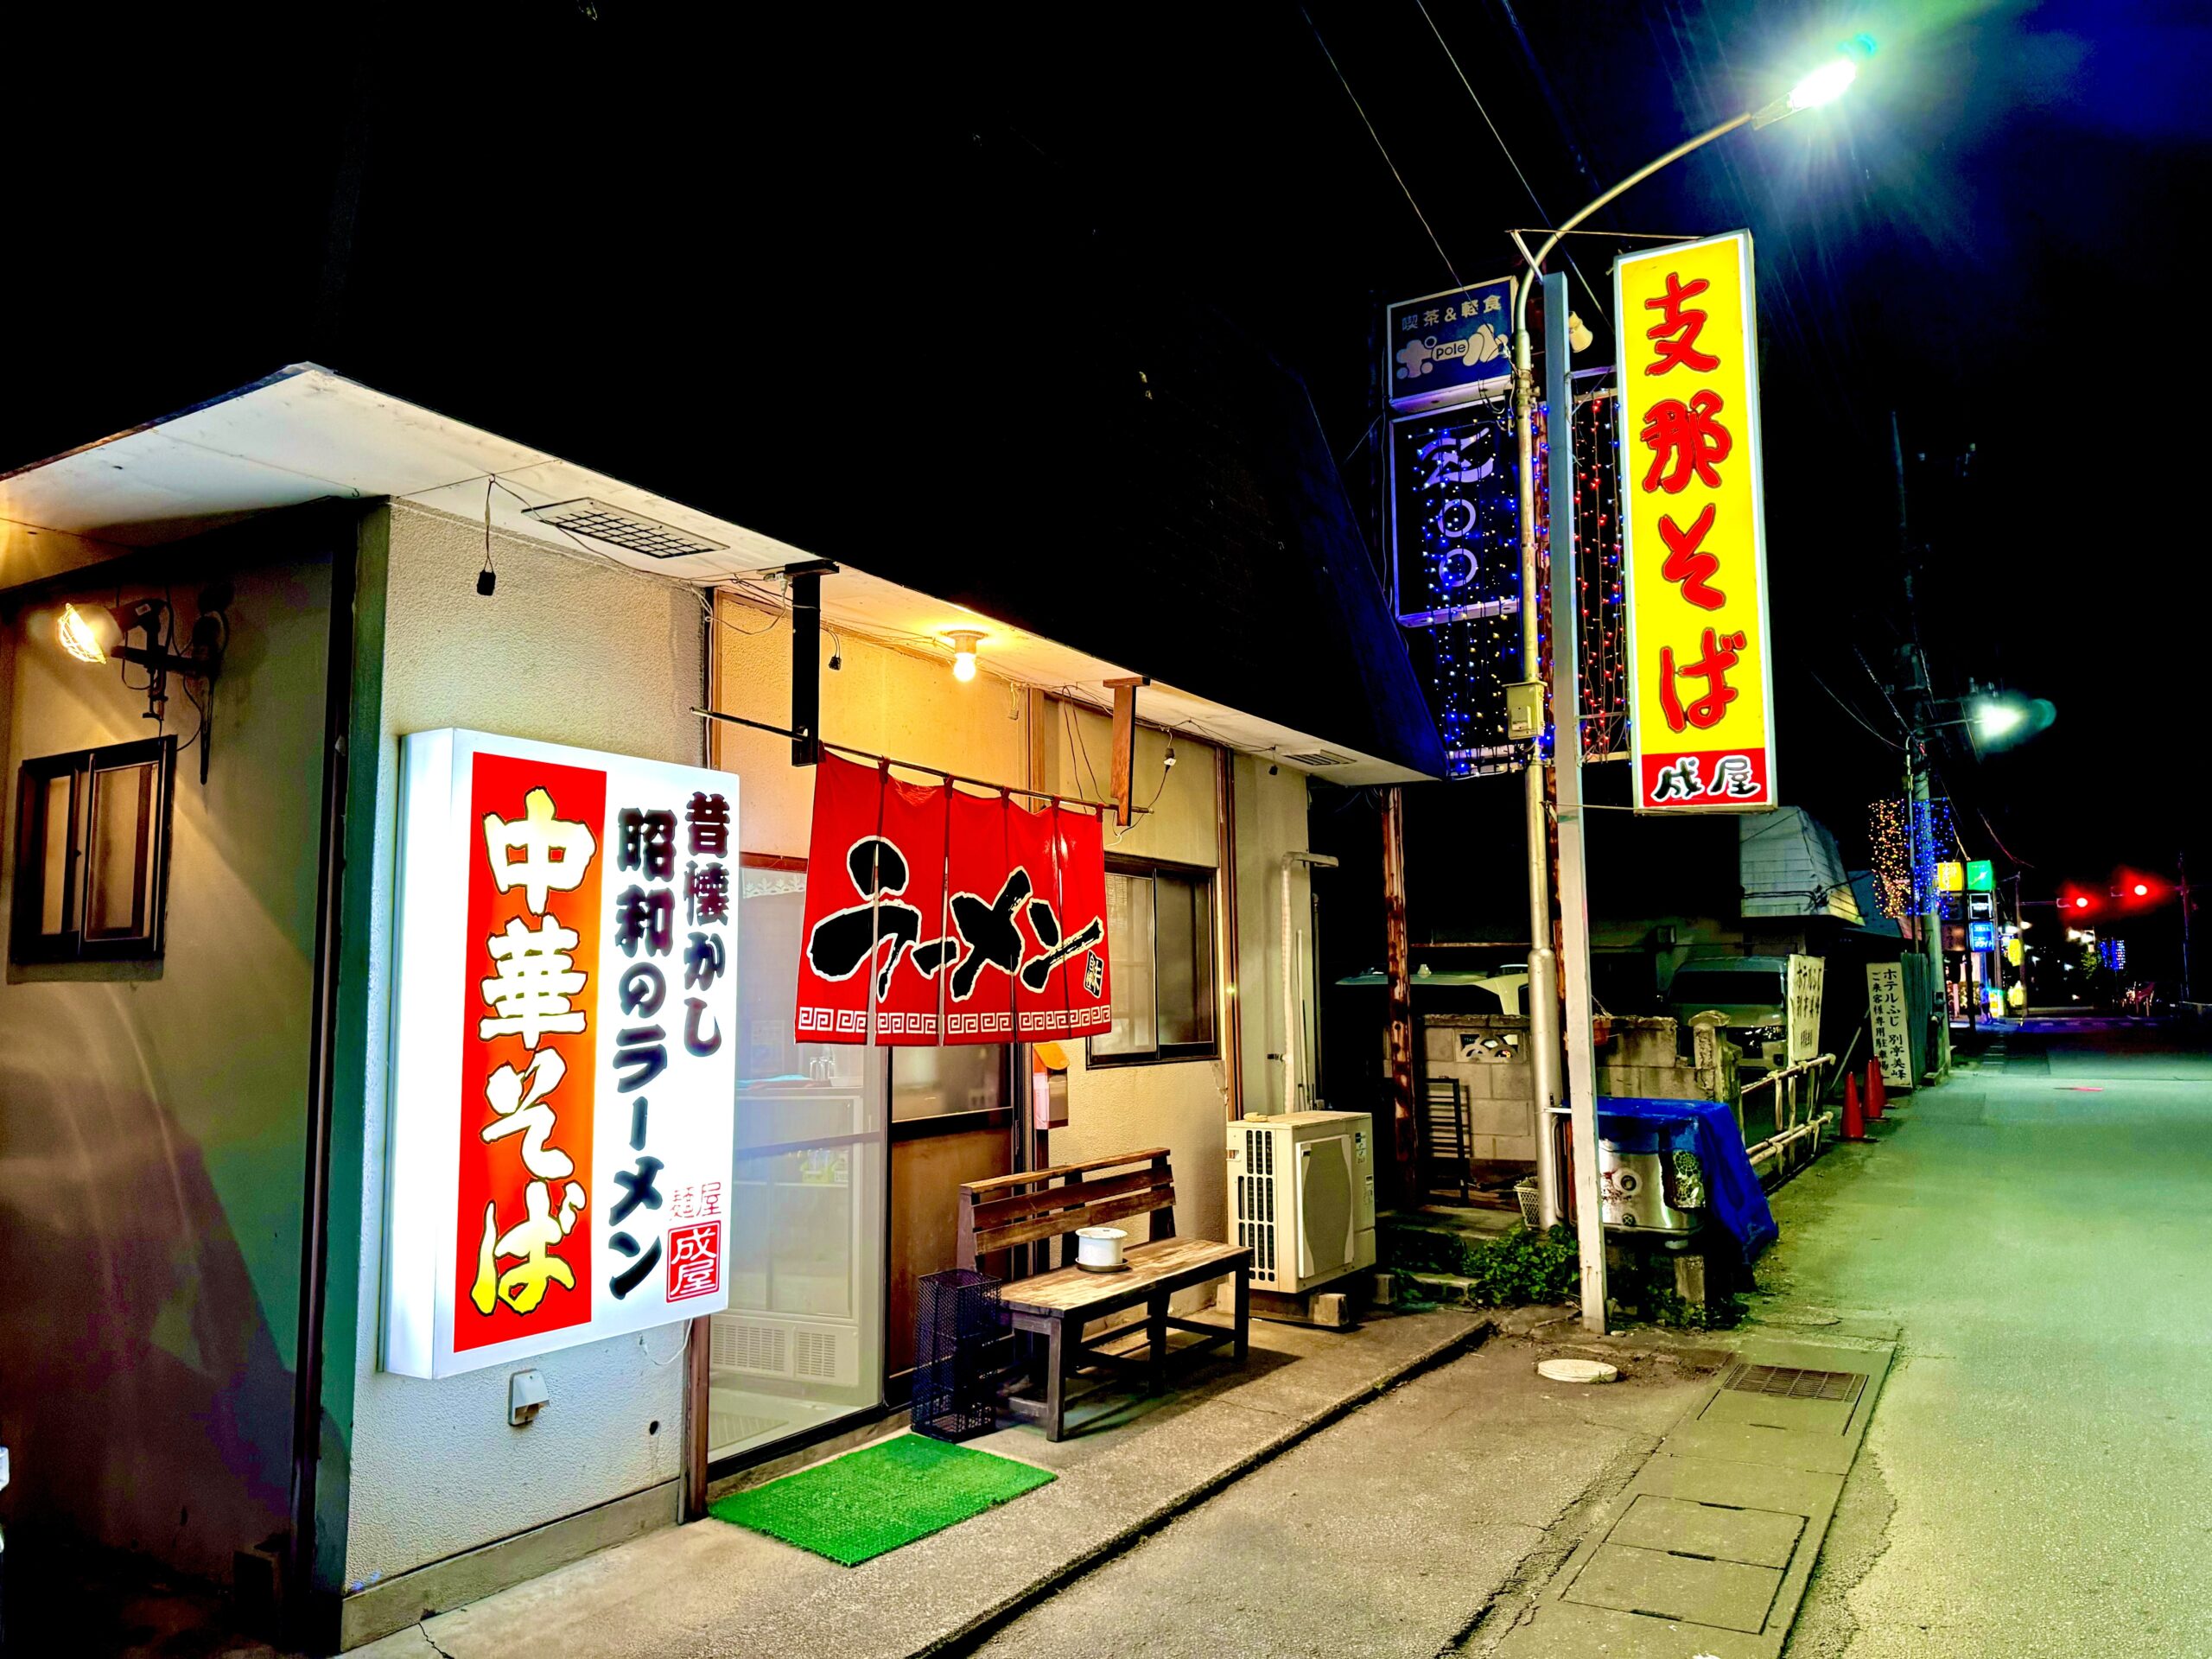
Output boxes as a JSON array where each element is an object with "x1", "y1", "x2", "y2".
[{"x1": 0, "y1": 365, "x2": 1431, "y2": 784}]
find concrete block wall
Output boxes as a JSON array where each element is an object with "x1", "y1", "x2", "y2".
[{"x1": 1420, "y1": 1014, "x2": 1537, "y2": 1162}]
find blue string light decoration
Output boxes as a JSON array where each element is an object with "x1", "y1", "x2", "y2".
[
  {"x1": 1389, "y1": 395, "x2": 1522, "y2": 776},
  {"x1": 1868, "y1": 795, "x2": 1957, "y2": 918}
]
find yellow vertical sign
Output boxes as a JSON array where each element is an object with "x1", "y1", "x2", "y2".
[{"x1": 1614, "y1": 231, "x2": 1777, "y2": 811}]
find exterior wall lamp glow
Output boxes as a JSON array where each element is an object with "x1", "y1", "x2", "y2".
[
  {"x1": 55, "y1": 588, "x2": 230, "y2": 774},
  {"x1": 944, "y1": 630, "x2": 985, "y2": 683}
]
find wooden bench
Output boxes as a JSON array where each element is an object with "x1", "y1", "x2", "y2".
[{"x1": 957, "y1": 1147, "x2": 1251, "y2": 1441}]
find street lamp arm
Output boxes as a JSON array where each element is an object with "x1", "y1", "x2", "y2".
[{"x1": 1512, "y1": 111, "x2": 1753, "y2": 338}]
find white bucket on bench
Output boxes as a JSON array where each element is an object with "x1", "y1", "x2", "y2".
[{"x1": 1075, "y1": 1225, "x2": 1128, "y2": 1270}]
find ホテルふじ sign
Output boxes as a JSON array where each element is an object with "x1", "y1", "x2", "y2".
[
  {"x1": 383, "y1": 730, "x2": 740, "y2": 1378},
  {"x1": 1614, "y1": 231, "x2": 1777, "y2": 813}
]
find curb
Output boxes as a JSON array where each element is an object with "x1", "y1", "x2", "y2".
[{"x1": 908, "y1": 1314, "x2": 1496, "y2": 1657}]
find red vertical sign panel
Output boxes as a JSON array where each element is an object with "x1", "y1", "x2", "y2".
[
  {"x1": 793, "y1": 752, "x2": 886, "y2": 1043},
  {"x1": 1008, "y1": 800, "x2": 1065, "y2": 1039},
  {"x1": 454, "y1": 750, "x2": 604, "y2": 1351},
  {"x1": 945, "y1": 788, "x2": 1017, "y2": 1043},
  {"x1": 874, "y1": 772, "x2": 949, "y2": 1045},
  {"x1": 1055, "y1": 804, "x2": 1113, "y2": 1038}
]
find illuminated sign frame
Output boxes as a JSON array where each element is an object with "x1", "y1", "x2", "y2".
[
  {"x1": 383, "y1": 729, "x2": 740, "y2": 1378},
  {"x1": 1615, "y1": 230, "x2": 1777, "y2": 813}
]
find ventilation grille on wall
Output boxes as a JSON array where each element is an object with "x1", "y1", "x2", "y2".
[
  {"x1": 1236, "y1": 1124, "x2": 1279, "y2": 1286},
  {"x1": 713, "y1": 1317, "x2": 788, "y2": 1377},
  {"x1": 523, "y1": 497, "x2": 728, "y2": 561},
  {"x1": 1281, "y1": 751, "x2": 1353, "y2": 768}
]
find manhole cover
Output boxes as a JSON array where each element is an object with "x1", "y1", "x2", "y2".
[
  {"x1": 1540, "y1": 1357, "x2": 1619, "y2": 1384},
  {"x1": 1725, "y1": 1363, "x2": 1864, "y2": 1404}
]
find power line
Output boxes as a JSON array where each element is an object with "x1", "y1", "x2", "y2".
[
  {"x1": 1300, "y1": 6, "x2": 1462, "y2": 290},
  {"x1": 1410, "y1": 0, "x2": 1611, "y2": 329},
  {"x1": 1810, "y1": 667, "x2": 1904, "y2": 750}
]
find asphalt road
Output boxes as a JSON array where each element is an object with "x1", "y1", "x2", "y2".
[{"x1": 1770, "y1": 1019, "x2": 2212, "y2": 1658}]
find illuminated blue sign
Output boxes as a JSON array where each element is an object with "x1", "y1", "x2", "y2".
[
  {"x1": 1386, "y1": 277, "x2": 1517, "y2": 413},
  {"x1": 1967, "y1": 921, "x2": 1998, "y2": 951}
]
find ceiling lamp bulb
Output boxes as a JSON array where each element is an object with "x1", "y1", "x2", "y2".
[
  {"x1": 945, "y1": 630, "x2": 984, "y2": 683},
  {"x1": 60, "y1": 602, "x2": 107, "y2": 664}
]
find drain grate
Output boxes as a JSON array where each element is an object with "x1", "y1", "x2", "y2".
[{"x1": 1725, "y1": 1363, "x2": 1865, "y2": 1405}]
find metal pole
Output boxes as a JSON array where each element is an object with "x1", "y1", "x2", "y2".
[
  {"x1": 1382, "y1": 786, "x2": 1420, "y2": 1197},
  {"x1": 1506, "y1": 110, "x2": 1757, "y2": 1230},
  {"x1": 1909, "y1": 736, "x2": 1948, "y2": 1075},
  {"x1": 1543, "y1": 272, "x2": 1606, "y2": 1330},
  {"x1": 1511, "y1": 291, "x2": 1565, "y2": 1226}
]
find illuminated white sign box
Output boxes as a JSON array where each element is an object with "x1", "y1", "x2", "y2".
[{"x1": 384, "y1": 729, "x2": 740, "y2": 1378}]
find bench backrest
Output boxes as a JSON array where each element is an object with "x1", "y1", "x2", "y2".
[{"x1": 957, "y1": 1147, "x2": 1177, "y2": 1273}]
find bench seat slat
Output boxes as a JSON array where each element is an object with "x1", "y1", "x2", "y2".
[
  {"x1": 960, "y1": 1147, "x2": 1169, "y2": 1196},
  {"x1": 975, "y1": 1185, "x2": 1174, "y2": 1255},
  {"x1": 969, "y1": 1166, "x2": 1167, "y2": 1230},
  {"x1": 997, "y1": 1236, "x2": 1247, "y2": 1313}
]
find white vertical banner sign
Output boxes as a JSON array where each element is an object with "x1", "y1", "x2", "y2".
[
  {"x1": 1865, "y1": 961, "x2": 1911, "y2": 1086},
  {"x1": 1786, "y1": 954, "x2": 1825, "y2": 1067},
  {"x1": 384, "y1": 729, "x2": 741, "y2": 1378}
]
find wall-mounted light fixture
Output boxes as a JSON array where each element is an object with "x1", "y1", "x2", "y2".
[
  {"x1": 944, "y1": 630, "x2": 985, "y2": 683},
  {"x1": 56, "y1": 587, "x2": 230, "y2": 777}
]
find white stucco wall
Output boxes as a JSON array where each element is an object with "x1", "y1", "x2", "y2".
[
  {"x1": 344, "y1": 503, "x2": 706, "y2": 1586},
  {"x1": 1043, "y1": 705, "x2": 1232, "y2": 1253}
]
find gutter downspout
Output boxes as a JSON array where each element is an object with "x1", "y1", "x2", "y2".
[
  {"x1": 1280, "y1": 849, "x2": 1338, "y2": 1113},
  {"x1": 286, "y1": 511, "x2": 363, "y2": 1637}
]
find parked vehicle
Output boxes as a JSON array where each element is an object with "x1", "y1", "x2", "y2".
[{"x1": 1665, "y1": 956, "x2": 1790, "y2": 1072}]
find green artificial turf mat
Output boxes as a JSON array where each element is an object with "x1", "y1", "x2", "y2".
[{"x1": 707, "y1": 1433, "x2": 1055, "y2": 1566}]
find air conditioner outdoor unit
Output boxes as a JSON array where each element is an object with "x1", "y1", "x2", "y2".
[{"x1": 1227, "y1": 1111, "x2": 1376, "y2": 1294}]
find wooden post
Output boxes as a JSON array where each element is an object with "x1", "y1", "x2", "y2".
[
  {"x1": 1104, "y1": 677, "x2": 1146, "y2": 826},
  {"x1": 1382, "y1": 785, "x2": 1418, "y2": 1198},
  {"x1": 683, "y1": 1313, "x2": 712, "y2": 1519}
]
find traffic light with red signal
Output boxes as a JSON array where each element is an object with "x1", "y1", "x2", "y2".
[{"x1": 2113, "y1": 869, "x2": 2168, "y2": 911}]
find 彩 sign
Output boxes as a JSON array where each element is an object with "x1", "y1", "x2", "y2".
[
  {"x1": 383, "y1": 730, "x2": 741, "y2": 1378},
  {"x1": 1614, "y1": 231, "x2": 1777, "y2": 812}
]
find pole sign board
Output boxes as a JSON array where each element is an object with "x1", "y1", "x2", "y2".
[
  {"x1": 1936, "y1": 861, "x2": 1965, "y2": 893},
  {"x1": 1967, "y1": 920, "x2": 1999, "y2": 952},
  {"x1": 384, "y1": 730, "x2": 740, "y2": 1378},
  {"x1": 1866, "y1": 961, "x2": 1911, "y2": 1086},
  {"x1": 1786, "y1": 953, "x2": 1825, "y2": 1067},
  {"x1": 1966, "y1": 859, "x2": 1995, "y2": 892},
  {"x1": 1615, "y1": 231, "x2": 1777, "y2": 812},
  {"x1": 1386, "y1": 276, "x2": 1516, "y2": 414}
]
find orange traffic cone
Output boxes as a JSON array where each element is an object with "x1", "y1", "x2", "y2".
[
  {"x1": 1866, "y1": 1056, "x2": 1887, "y2": 1121},
  {"x1": 1842, "y1": 1070, "x2": 1866, "y2": 1141}
]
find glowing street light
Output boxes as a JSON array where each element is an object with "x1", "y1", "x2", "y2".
[
  {"x1": 1973, "y1": 698, "x2": 2027, "y2": 739},
  {"x1": 1787, "y1": 57, "x2": 1859, "y2": 113}
]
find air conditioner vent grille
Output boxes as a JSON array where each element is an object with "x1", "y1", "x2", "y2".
[
  {"x1": 1281, "y1": 751, "x2": 1353, "y2": 768},
  {"x1": 1236, "y1": 1124, "x2": 1279, "y2": 1285}
]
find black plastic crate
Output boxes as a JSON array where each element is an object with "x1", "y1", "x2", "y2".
[{"x1": 912, "y1": 1268, "x2": 1007, "y2": 1442}]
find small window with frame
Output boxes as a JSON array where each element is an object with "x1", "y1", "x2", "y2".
[
  {"x1": 1088, "y1": 859, "x2": 1217, "y2": 1066},
  {"x1": 10, "y1": 736, "x2": 177, "y2": 965}
]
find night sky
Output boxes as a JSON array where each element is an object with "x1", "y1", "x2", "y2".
[{"x1": 9, "y1": 2, "x2": 2205, "y2": 931}]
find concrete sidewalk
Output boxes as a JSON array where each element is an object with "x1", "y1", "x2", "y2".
[{"x1": 358, "y1": 1306, "x2": 1491, "y2": 1659}]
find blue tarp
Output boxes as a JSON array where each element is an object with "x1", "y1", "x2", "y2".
[{"x1": 1596, "y1": 1096, "x2": 1777, "y2": 1266}]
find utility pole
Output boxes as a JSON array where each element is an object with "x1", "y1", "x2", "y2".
[
  {"x1": 1510, "y1": 272, "x2": 1565, "y2": 1232},
  {"x1": 2179, "y1": 851, "x2": 2194, "y2": 1005},
  {"x1": 1893, "y1": 414, "x2": 1949, "y2": 1079}
]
